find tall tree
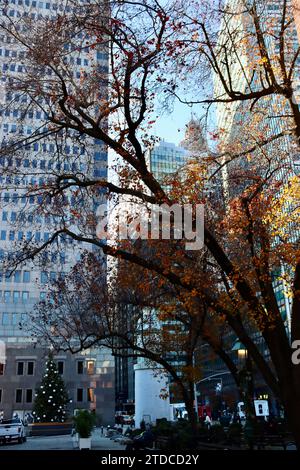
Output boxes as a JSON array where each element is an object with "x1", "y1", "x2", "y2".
[
  {"x1": 33, "y1": 356, "x2": 70, "y2": 423},
  {"x1": 0, "y1": 0, "x2": 300, "y2": 446}
]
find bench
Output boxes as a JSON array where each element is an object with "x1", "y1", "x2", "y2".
[
  {"x1": 154, "y1": 435, "x2": 170, "y2": 450},
  {"x1": 197, "y1": 441, "x2": 244, "y2": 451},
  {"x1": 253, "y1": 434, "x2": 295, "y2": 450}
]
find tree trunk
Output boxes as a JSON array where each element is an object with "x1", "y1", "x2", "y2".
[
  {"x1": 181, "y1": 386, "x2": 198, "y2": 433},
  {"x1": 281, "y1": 382, "x2": 300, "y2": 450}
]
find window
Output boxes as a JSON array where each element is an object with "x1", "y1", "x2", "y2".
[
  {"x1": 27, "y1": 362, "x2": 34, "y2": 376},
  {"x1": 13, "y1": 291, "x2": 20, "y2": 303},
  {"x1": 4, "y1": 291, "x2": 10, "y2": 303},
  {"x1": 26, "y1": 389, "x2": 32, "y2": 403},
  {"x1": 23, "y1": 271, "x2": 30, "y2": 283},
  {"x1": 0, "y1": 389, "x2": 2, "y2": 402},
  {"x1": 77, "y1": 388, "x2": 83, "y2": 402},
  {"x1": 12, "y1": 313, "x2": 17, "y2": 325},
  {"x1": 41, "y1": 272, "x2": 48, "y2": 284},
  {"x1": 40, "y1": 292, "x2": 46, "y2": 300},
  {"x1": 15, "y1": 389, "x2": 22, "y2": 403},
  {"x1": 14, "y1": 271, "x2": 21, "y2": 283},
  {"x1": 77, "y1": 361, "x2": 84, "y2": 374},
  {"x1": 87, "y1": 388, "x2": 95, "y2": 402},
  {"x1": 87, "y1": 361, "x2": 95, "y2": 375},
  {"x1": 0, "y1": 364, "x2": 4, "y2": 375},
  {"x1": 2, "y1": 211, "x2": 7, "y2": 221},
  {"x1": 2, "y1": 313, "x2": 9, "y2": 325},
  {"x1": 57, "y1": 361, "x2": 64, "y2": 375},
  {"x1": 17, "y1": 361, "x2": 24, "y2": 375},
  {"x1": 1, "y1": 230, "x2": 6, "y2": 241},
  {"x1": 22, "y1": 291, "x2": 29, "y2": 301}
]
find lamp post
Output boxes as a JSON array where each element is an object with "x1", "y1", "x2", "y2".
[{"x1": 232, "y1": 340, "x2": 254, "y2": 418}]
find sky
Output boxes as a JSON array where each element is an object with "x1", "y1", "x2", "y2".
[{"x1": 153, "y1": 99, "x2": 196, "y2": 146}]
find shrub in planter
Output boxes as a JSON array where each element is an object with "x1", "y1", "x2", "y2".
[
  {"x1": 209, "y1": 424, "x2": 226, "y2": 443},
  {"x1": 173, "y1": 427, "x2": 197, "y2": 451},
  {"x1": 73, "y1": 410, "x2": 96, "y2": 438},
  {"x1": 227, "y1": 423, "x2": 243, "y2": 445},
  {"x1": 197, "y1": 425, "x2": 209, "y2": 441},
  {"x1": 153, "y1": 419, "x2": 173, "y2": 437}
]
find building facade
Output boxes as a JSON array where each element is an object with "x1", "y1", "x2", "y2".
[{"x1": 0, "y1": 0, "x2": 114, "y2": 423}]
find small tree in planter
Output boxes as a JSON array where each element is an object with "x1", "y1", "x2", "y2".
[{"x1": 73, "y1": 410, "x2": 96, "y2": 450}]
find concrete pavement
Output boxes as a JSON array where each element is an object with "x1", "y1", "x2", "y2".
[{"x1": 0, "y1": 428, "x2": 126, "y2": 451}]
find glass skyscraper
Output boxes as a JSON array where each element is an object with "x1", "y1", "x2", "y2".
[{"x1": 149, "y1": 141, "x2": 189, "y2": 185}]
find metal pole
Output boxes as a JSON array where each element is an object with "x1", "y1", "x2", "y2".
[{"x1": 193, "y1": 353, "x2": 199, "y2": 421}]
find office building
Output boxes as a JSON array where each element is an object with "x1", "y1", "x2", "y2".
[{"x1": 0, "y1": 0, "x2": 114, "y2": 424}]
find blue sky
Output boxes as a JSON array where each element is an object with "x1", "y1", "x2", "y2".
[{"x1": 153, "y1": 100, "x2": 195, "y2": 146}]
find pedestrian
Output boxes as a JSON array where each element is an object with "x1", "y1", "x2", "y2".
[
  {"x1": 101, "y1": 425, "x2": 104, "y2": 435},
  {"x1": 204, "y1": 415, "x2": 212, "y2": 429},
  {"x1": 125, "y1": 425, "x2": 154, "y2": 451}
]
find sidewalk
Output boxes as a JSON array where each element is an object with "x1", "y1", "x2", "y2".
[{"x1": 73, "y1": 428, "x2": 127, "y2": 450}]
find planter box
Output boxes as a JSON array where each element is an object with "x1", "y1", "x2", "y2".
[
  {"x1": 79, "y1": 437, "x2": 91, "y2": 450},
  {"x1": 29, "y1": 422, "x2": 73, "y2": 437}
]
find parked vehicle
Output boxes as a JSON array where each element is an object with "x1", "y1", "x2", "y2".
[
  {"x1": 0, "y1": 418, "x2": 26, "y2": 444},
  {"x1": 122, "y1": 415, "x2": 134, "y2": 425}
]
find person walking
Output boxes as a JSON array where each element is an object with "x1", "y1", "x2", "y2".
[{"x1": 205, "y1": 415, "x2": 212, "y2": 429}]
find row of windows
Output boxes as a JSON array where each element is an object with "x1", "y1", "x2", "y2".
[
  {"x1": 1, "y1": 312, "x2": 28, "y2": 326},
  {"x1": 0, "y1": 246, "x2": 66, "y2": 262},
  {"x1": 0, "y1": 387, "x2": 95, "y2": 405},
  {"x1": 1, "y1": 63, "x2": 25, "y2": 73},
  {"x1": 2, "y1": 64, "x2": 89, "y2": 80},
  {"x1": 0, "y1": 190, "x2": 104, "y2": 206},
  {"x1": 1, "y1": 53, "x2": 104, "y2": 68},
  {"x1": 151, "y1": 154, "x2": 186, "y2": 163},
  {"x1": 6, "y1": 0, "x2": 72, "y2": 11},
  {"x1": 0, "y1": 360, "x2": 95, "y2": 377},
  {"x1": 0, "y1": 290, "x2": 29, "y2": 301},
  {"x1": 3, "y1": 271, "x2": 65, "y2": 285},
  {"x1": 0, "y1": 388, "x2": 33, "y2": 404},
  {"x1": 0, "y1": 158, "x2": 105, "y2": 175},
  {"x1": 0, "y1": 156, "x2": 97, "y2": 171},
  {"x1": 40, "y1": 271, "x2": 61, "y2": 284},
  {"x1": 0, "y1": 230, "x2": 51, "y2": 242},
  {"x1": 0, "y1": 54, "x2": 89, "y2": 67},
  {"x1": 0, "y1": 109, "x2": 47, "y2": 120},
  {"x1": 0, "y1": 269, "x2": 66, "y2": 286},
  {"x1": 1, "y1": 212, "x2": 62, "y2": 226},
  {"x1": 0, "y1": 122, "x2": 43, "y2": 134},
  {"x1": 0, "y1": 271, "x2": 30, "y2": 283}
]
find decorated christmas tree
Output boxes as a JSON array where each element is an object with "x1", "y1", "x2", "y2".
[{"x1": 33, "y1": 355, "x2": 70, "y2": 423}]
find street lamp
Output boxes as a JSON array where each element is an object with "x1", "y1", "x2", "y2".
[
  {"x1": 232, "y1": 340, "x2": 254, "y2": 418},
  {"x1": 231, "y1": 340, "x2": 247, "y2": 361}
]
